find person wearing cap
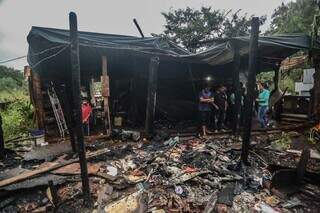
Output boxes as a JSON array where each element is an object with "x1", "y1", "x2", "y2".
[{"x1": 199, "y1": 84, "x2": 215, "y2": 136}]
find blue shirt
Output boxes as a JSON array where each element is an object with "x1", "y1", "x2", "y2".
[
  {"x1": 258, "y1": 89, "x2": 270, "y2": 106},
  {"x1": 199, "y1": 90, "x2": 212, "y2": 111}
]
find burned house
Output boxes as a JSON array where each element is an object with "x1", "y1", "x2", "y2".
[{"x1": 26, "y1": 26, "x2": 320, "y2": 139}]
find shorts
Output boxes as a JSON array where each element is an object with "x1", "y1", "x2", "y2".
[{"x1": 200, "y1": 111, "x2": 211, "y2": 126}]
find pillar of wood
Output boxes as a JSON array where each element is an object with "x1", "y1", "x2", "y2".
[
  {"x1": 311, "y1": 15, "x2": 320, "y2": 121},
  {"x1": 89, "y1": 78, "x2": 96, "y2": 106},
  {"x1": 232, "y1": 43, "x2": 241, "y2": 134},
  {"x1": 31, "y1": 70, "x2": 45, "y2": 130},
  {"x1": 101, "y1": 56, "x2": 111, "y2": 135},
  {"x1": 241, "y1": 17, "x2": 260, "y2": 164},
  {"x1": 0, "y1": 113, "x2": 4, "y2": 159},
  {"x1": 313, "y1": 56, "x2": 320, "y2": 120},
  {"x1": 69, "y1": 11, "x2": 91, "y2": 204},
  {"x1": 274, "y1": 69, "x2": 280, "y2": 90},
  {"x1": 145, "y1": 57, "x2": 159, "y2": 136}
]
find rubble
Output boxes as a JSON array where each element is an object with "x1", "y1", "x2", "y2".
[{"x1": 1, "y1": 127, "x2": 320, "y2": 212}]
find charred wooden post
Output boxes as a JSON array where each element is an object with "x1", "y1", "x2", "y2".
[
  {"x1": 101, "y1": 56, "x2": 111, "y2": 135},
  {"x1": 274, "y1": 69, "x2": 280, "y2": 90},
  {"x1": 296, "y1": 148, "x2": 310, "y2": 183},
  {"x1": 69, "y1": 12, "x2": 91, "y2": 204},
  {"x1": 311, "y1": 15, "x2": 320, "y2": 120},
  {"x1": 48, "y1": 180, "x2": 59, "y2": 206},
  {"x1": 24, "y1": 66, "x2": 34, "y2": 104},
  {"x1": 0, "y1": 113, "x2": 4, "y2": 159},
  {"x1": 133, "y1": 18, "x2": 145, "y2": 38},
  {"x1": 32, "y1": 70, "x2": 45, "y2": 130},
  {"x1": 145, "y1": 57, "x2": 159, "y2": 136},
  {"x1": 232, "y1": 43, "x2": 241, "y2": 134},
  {"x1": 241, "y1": 17, "x2": 260, "y2": 164}
]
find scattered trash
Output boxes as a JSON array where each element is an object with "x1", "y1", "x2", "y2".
[
  {"x1": 1, "y1": 127, "x2": 320, "y2": 212},
  {"x1": 106, "y1": 165, "x2": 118, "y2": 177},
  {"x1": 174, "y1": 186, "x2": 184, "y2": 195},
  {"x1": 112, "y1": 129, "x2": 141, "y2": 142},
  {"x1": 256, "y1": 202, "x2": 280, "y2": 213},
  {"x1": 104, "y1": 190, "x2": 147, "y2": 213},
  {"x1": 164, "y1": 136, "x2": 179, "y2": 146}
]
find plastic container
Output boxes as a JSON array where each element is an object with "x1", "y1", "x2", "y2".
[
  {"x1": 114, "y1": 116, "x2": 122, "y2": 127},
  {"x1": 30, "y1": 129, "x2": 45, "y2": 147}
]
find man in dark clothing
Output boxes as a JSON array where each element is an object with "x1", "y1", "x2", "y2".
[
  {"x1": 215, "y1": 86, "x2": 228, "y2": 131},
  {"x1": 199, "y1": 85, "x2": 216, "y2": 136}
]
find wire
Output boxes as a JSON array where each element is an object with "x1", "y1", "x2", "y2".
[
  {"x1": 0, "y1": 44, "x2": 69, "y2": 65},
  {"x1": 29, "y1": 44, "x2": 68, "y2": 56},
  {"x1": 0, "y1": 56, "x2": 26, "y2": 64},
  {"x1": 30, "y1": 44, "x2": 70, "y2": 70}
]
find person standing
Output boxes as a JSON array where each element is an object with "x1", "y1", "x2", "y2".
[
  {"x1": 82, "y1": 99, "x2": 92, "y2": 135},
  {"x1": 215, "y1": 85, "x2": 228, "y2": 131},
  {"x1": 256, "y1": 82, "x2": 270, "y2": 128},
  {"x1": 199, "y1": 85, "x2": 214, "y2": 136}
]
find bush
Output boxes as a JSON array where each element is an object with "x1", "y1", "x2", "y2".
[{"x1": 1, "y1": 99, "x2": 35, "y2": 141}]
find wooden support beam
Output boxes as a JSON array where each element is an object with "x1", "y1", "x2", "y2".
[
  {"x1": 0, "y1": 113, "x2": 4, "y2": 159},
  {"x1": 69, "y1": 11, "x2": 91, "y2": 204},
  {"x1": 48, "y1": 180, "x2": 59, "y2": 206},
  {"x1": 145, "y1": 57, "x2": 159, "y2": 136},
  {"x1": 101, "y1": 56, "x2": 111, "y2": 135},
  {"x1": 232, "y1": 43, "x2": 241, "y2": 134},
  {"x1": 31, "y1": 70, "x2": 45, "y2": 130},
  {"x1": 274, "y1": 69, "x2": 280, "y2": 90},
  {"x1": 0, "y1": 148, "x2": 109, "y2": 188},
  {"x1": 311, "y1": 15, "x2": 320, "y2": 120},
  {"x1": 89, "y1": 78, "x2": 96, "y2": 106},
  {"x1": 133, "y1": 18, "x2": 145, "y2": 38},
  {"x1": 241, "y1": 17, "x2": 260, "y2": 164}
]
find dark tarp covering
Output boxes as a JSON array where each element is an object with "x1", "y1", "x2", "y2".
[
  {"x1": 27, "y1": 26, "x2": 320, "y2": 71},
  {"x1": 26, "y1": 26, "x2": 320, "y2": 125}
]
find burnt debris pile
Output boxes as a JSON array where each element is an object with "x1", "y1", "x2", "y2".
[{"x1": 1, "y1": 130, "x2": 320, "y2": 212}]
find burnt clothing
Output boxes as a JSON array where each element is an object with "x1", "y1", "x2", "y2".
[
  {"x1": 198, "y1": 89, "x2": 213, "y2": 112},
  {"x1": 214, "y1": 91, "x2": 227, "y2": 111}
]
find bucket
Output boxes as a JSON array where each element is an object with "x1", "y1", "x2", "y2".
[
  {"x1": 114, "y1": 116, "x2": 122, "y2": 127},
  {"x1": 30, "y1": 129, "x2": 45, "y2": 147}
]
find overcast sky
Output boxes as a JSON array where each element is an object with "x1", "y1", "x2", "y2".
[{"x1": 0, "y1": 0, "x2": 292, "y2": 69}]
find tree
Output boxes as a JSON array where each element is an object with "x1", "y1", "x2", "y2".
[
  {"x1": 266, "y1": 0, "x2": 318, "y2": 35},
  {"x1": 159, "y1": 7, "x2": 266, "y2": 52}
]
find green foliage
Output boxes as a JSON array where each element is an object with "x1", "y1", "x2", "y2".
[
  {"x1": 0, "y1": 65, "x2": 24, "y2": 87},
  {"x1": 257, "y1": 68, "x2": 305, "y2": 94},
  {"x1": 271, "y1": 132, "x2": 292, "y2": 151},
  {"x1": 266, "y1": 0, "x2": 318, "y2": 35},
  {"x1": 1, "y1": 99, "x2": 34, "y2": 141},
  {"x1": 0, "y1": 65, "x2": 34, "y2": 141},
  {"x1": 160, "y1": 7, "x2": 266, "y2": 52}
]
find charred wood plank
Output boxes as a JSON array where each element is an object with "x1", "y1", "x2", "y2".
[{"x1": 0, "y1": 148, "x2": 109, "y2": 188}]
